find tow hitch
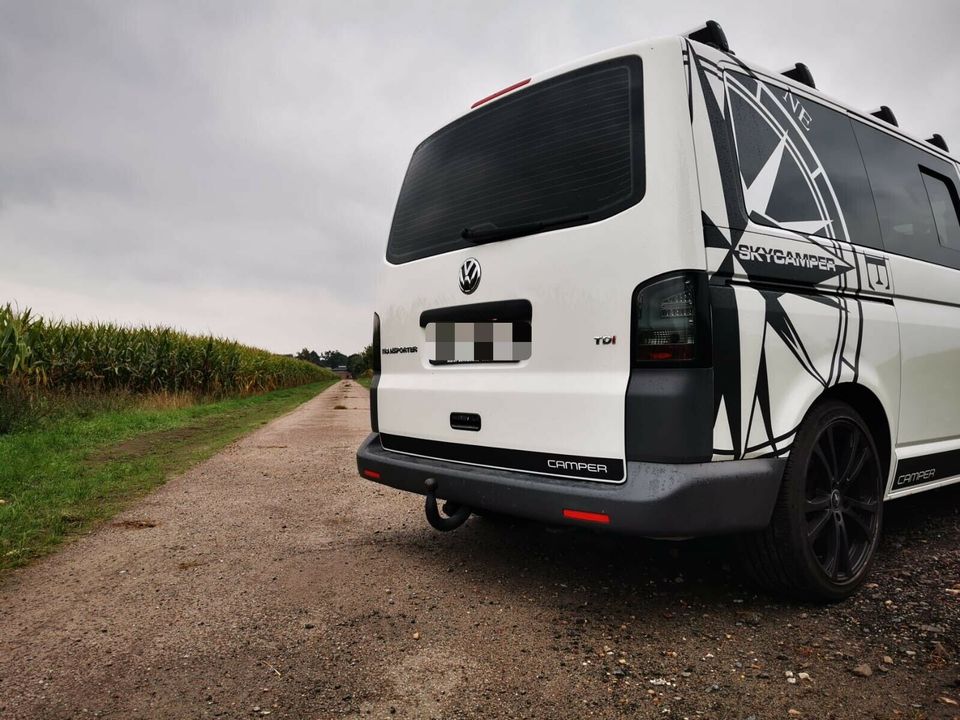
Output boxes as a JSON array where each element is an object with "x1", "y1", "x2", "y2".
[{"x1": 423, "y1": 478, "x2": 471, "y2": 531}]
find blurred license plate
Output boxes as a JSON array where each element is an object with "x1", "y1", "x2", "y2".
[{"x1": 426, "y1": 322, "x2": 531, "y2": 365}]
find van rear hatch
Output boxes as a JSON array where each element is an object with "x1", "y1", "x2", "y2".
[{"x1": 375, "y1": 47, "x2": 700, "y2": 483}]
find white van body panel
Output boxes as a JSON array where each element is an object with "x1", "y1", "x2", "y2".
[
  {"x1": 369, "y1": 33, "x2": 960, "y2": 511},
  {"x1": 891, "y1": 256, "x2": 960, "y2": 445},
  {"x1": 357, "y1": 27, "x2": 960, "y2": 598},
  {"x1": 376, "y1": 38, "x2": 704, "y2": 476},
  {"x1": 687, "y1": 43, "x2": 899, "y2": 467},
  {"x1": 887, "y1": 254, "x2": 960, "y2": 497},
  {"x1": 685, "y1": 40, "x2": 960, "y2": 500}
]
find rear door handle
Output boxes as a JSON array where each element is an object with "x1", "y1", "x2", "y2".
[{"x1": 450, "y1": 412, "x2": 481, "y2": 431}]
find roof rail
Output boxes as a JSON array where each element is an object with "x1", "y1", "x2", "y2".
[
  {"x1": 927, "y1": 133, "x2": 950, "y2": 152},
  {"x1": 869, "y1": 105, "x2": 899, "y2": 127},
  {"x1": 684, "y1": 20, "x2": 731, "y2": 54},
  {"x1": 781, "y1": 63, "x2": 816, "y2": 89}
]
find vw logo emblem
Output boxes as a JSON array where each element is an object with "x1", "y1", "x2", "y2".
[{"x1": 459, "y1": 257, "x2": 481, "y2": 294}]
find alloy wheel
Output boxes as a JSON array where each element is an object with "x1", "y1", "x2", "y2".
[{"x1": 804, "y1": 419, "x2": 882, "y2": 582}]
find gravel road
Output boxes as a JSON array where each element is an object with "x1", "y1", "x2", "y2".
[{"x1": 1, "y1": 380, "x2": 958, "y2": 719}]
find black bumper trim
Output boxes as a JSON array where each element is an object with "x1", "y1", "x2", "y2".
[
  {"x1": 357, "y1": 433, "x2": 785, "y2": 537},
  {"x1": 380, "y1": 433, "x2": 624, "y2": 483}
]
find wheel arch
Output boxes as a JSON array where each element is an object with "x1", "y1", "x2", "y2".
[{"x1": 811, "y1": 383, "x2": 893, "y2": 481}]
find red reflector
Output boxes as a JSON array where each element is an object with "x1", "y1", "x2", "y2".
[
  {"x1": 563, "y1": 509, "x2": 610, "y2": 524},
  {"x1": 471, "y1": 78, "x2": 531, "y2": 108},
  {"x1": 363, "y1": 469, "x2": 381, "y2": 479},
  {"x1": 636, "y1": 343, "x2": 696, "y2": 363}
]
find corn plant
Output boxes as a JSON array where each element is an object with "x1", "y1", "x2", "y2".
[{"x1": 0, "y1": 304, "x2": 332, "y2": 396}]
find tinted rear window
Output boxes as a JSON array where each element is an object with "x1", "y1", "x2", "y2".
[{"x1": 386, "y1": 56, "x2": 644, "y2": 264}]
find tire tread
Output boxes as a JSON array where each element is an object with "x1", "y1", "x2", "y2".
[{"x1": 739, "y1": 400, "x2": 882, "y2": 601}]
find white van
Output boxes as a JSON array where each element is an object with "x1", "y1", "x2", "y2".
[{"x1": 357, "y1": 22, "x2": 960, "y2": 600}]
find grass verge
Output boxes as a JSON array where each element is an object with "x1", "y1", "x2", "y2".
[
  {"x1": 0, "y1": 379, "x2": 336, "y2": 573},
  {"x1": 356, "y1": 376, "x2": 371, "y2": 389}
]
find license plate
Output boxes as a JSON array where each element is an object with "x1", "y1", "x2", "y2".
[{"x1": 426, "y1": 322, "x2": 531, "y2": 365}]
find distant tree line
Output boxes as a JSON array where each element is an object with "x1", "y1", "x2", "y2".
[{"x1": 296, "y1": 345, "x2": 374, "y2": 378}]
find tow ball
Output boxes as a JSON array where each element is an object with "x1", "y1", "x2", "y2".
[{"x1": 423, "y1": 478, "x2": 471, "y2": 531}]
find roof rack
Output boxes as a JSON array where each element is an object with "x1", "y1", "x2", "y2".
[
  {"x1": 869, "y1": 105, "x2": 899, "y2": 127},
  {"x1": 927, "y1": 133, "x2": 950, "y2": 152},
  {"x1": 781, "y1": 63, "x2": 816, "y2": 89},
  {"x1": 684, "y1": 20, "x2": 731, "y2": 54}
]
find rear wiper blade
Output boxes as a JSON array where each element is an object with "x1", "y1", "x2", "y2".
[{"x1": 461, "y1": 213, "x2": 589, "y2": 244}]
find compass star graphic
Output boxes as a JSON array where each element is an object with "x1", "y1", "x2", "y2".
[
  {"x1": 743, "y1": 135, "x2": 833, "y2": 237},
  {"x1": 685, "y1": 46, "x2": 870, "y2": 461}
]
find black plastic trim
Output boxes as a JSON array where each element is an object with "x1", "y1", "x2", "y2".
[
  {"x1": 450, "y1": 412, "x2": 481, "y2": 432},
  {"x1": 685, "y1": 20, "x2": 730, "y2": 54},
  {"x1": 625, "y1": 368, "x2": 714, "y2": 463},
  {"x1": 781, "y1": 62, "x2": 816, "y2": 89},
  {"x1": 357, "y1": 434, "x2": 785, "y2": 537},
  {"x1": 419, "y1": 299, "x2": 532, "y2": 327},
  {"x1": 927, "y1": 133, "x2": 950, "y2": 152},
  {"x1": 870, "y1": 105, "x2": 899, "y2": 127}
]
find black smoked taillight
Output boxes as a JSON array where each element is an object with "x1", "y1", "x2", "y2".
[
  {"x1": 370, "y1": 312, "x2": 380, "y2": 432},
  {"x1": 372, "y1": 312, "x2": 381, "y2": 373},
  {"x1": 631, "y1": 272, "x2": 711, "y2": 367}
]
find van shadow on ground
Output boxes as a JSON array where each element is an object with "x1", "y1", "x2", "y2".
[{"x1": 379, "y1": 481, "x2": 960, "y2": 609}]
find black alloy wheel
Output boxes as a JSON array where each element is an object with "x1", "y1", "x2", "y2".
[
  {"x1": 740, "y1": 400, "x2": 884, "y2": 601},
  {"x1": 803, "y1": 418, "x2": 882, "y2": 583}
]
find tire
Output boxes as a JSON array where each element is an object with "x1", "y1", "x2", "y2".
[{"x1": 740, "y1": 399, "x2": 884, "y2": 601}]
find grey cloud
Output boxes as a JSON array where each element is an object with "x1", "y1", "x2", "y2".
[{"x1": 1, "y1": 0, "x2": 958, "y2": 352}]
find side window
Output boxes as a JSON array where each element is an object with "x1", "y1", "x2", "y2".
[
  {"x1": 854, "y1": 121, "x2": 960, "y2": 269},
  {"x1": 725, "y1": 71, "x2": 882, "y2": 249},
  {"x1": 920, "y1": 168, "x2": 960, "y2": 251}
]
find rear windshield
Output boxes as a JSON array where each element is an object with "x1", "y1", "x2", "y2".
[{"x1": 386, "y1": 56, "x2": 645, "y2": 264}]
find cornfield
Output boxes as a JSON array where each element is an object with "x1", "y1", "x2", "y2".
[{"x1": 0, "y1": 302, "x2": 333, "y2": 400}]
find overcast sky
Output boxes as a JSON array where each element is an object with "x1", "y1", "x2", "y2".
[{"x1": 2, "y1": 1, "x2": 958, "y2": 353}]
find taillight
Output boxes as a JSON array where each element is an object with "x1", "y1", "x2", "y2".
[
  {"x1": 632, "y1": 272, "x2": 710, "y2": 366},
  {"x1": 372, "y1": 312, "x2": 381, "y2": 373},
  {"x1": 370, "y1": 312, "x2": 380, "y2": 432}
]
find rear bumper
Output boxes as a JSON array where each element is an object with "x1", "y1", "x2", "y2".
[{"x1": 356, "y1": 433, "x2": 785, "y2": 537}]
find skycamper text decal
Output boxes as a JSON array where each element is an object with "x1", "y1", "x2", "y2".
[{"x1": 736, "y1": 244, "x2": 846, "y2": 273}]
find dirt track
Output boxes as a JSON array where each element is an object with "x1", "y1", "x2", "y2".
[{"x1": 1, "y1": 380, "x2": 958, "y2": 719}]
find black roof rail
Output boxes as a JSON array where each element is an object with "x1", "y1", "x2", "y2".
[
  {"x1": 927, "y1": 133, "x2": 950, "y2": 152},
  {"x1": 869, "y1": 105, "x2": 899, "y2": 127},
  {"x1": 684, "y1": 20, "x2": 731, "y2": 54},
  {"x1": 781, "y1": 63, "x2": 816, "y2": 89}
]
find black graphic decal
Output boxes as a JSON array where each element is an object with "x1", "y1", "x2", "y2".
[
  {"x1": 686, "y1": 43, "x2": 880, "y2": 462},
  {"x1": 864, "y1": 254, "x2": 889, "y2": 291},
  {"x1": 703, "y1": 214, "x2": 731, "y2": 248},
  {"x1": 686, "y1": 44, "x2": 748, "y2": 231},
  {"x1": 894, "y1": 449, "x2": 960, "y2": 490},
  {"x1": 734, "y1": 242, "x2": 853, "y2": 285},
  {"x1": 764, "y1": 294, "x2": 827, "y2": 387},
  {"x1": 710, "y1": 285, "x2": 743, "y2": 459},
  {"x1": 754, "y1": 347, "x2": 778, "y2": 456}
]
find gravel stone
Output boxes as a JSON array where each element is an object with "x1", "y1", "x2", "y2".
[{"x1": 0, "y1": 381, "x2": 957, "y2": 719}]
